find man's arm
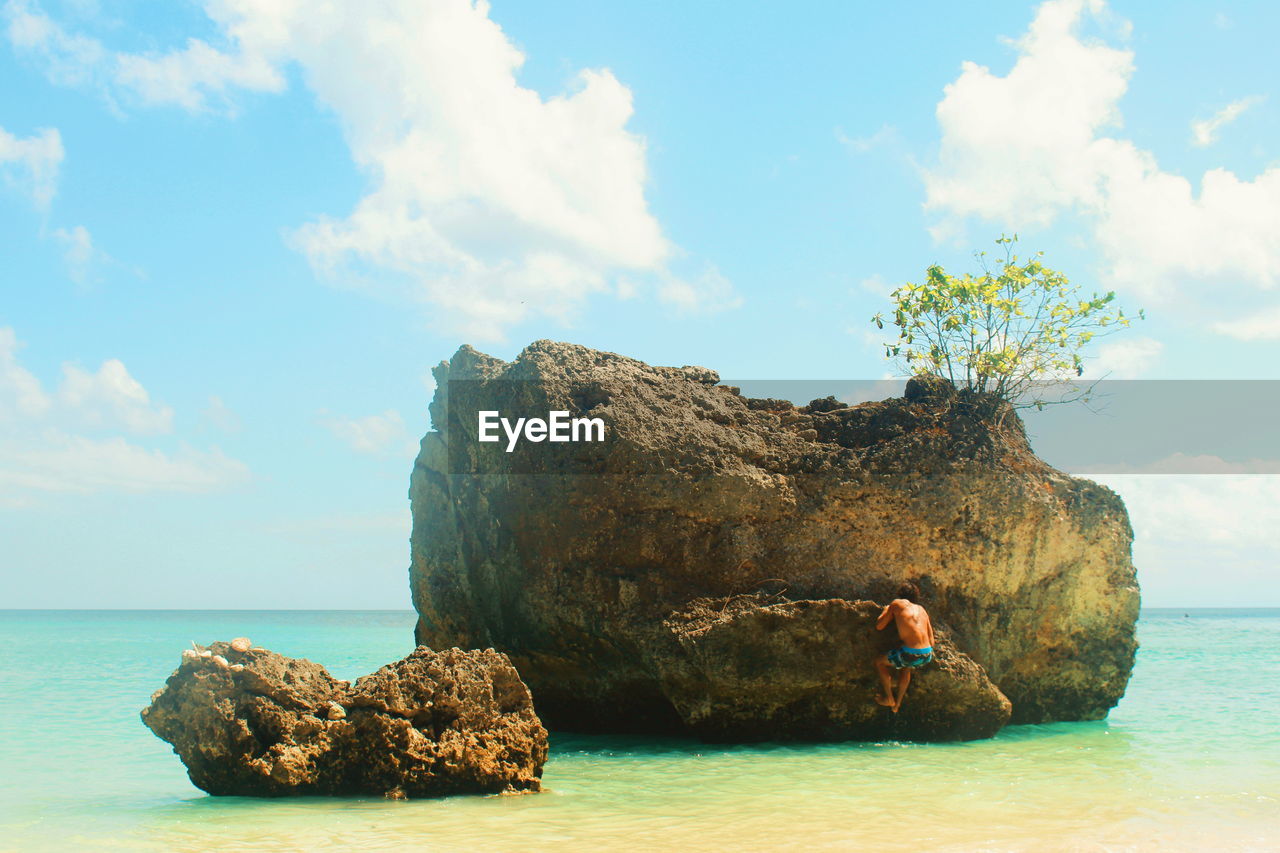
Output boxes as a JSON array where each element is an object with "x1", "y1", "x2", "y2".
[
  {"x1": 876, "y1": 602, "x2": 896, "y2": 631},
  {"x1": 927, "y1": 616, "x2": 935, "y2": 647}
]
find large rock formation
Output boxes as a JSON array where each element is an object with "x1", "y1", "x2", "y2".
[
  {"x1": 409, "y1": 341, "x2": 1139, "y2": 741},
  {"x1": 141, "y1": 642, "x2": 547, "y2": 797}
]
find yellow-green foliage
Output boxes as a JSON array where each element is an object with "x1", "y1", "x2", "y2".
[{"x1": 873, "y1": 236, "x2": 1140, "y2": 408}]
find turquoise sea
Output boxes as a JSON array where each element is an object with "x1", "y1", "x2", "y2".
[{"x1": 0, "y1": 610, "x2": 1277, "y2": 852}]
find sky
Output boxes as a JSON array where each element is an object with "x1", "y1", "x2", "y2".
[{"x1": 2, "y1": 0, "x2": 1278, "y2": 608}]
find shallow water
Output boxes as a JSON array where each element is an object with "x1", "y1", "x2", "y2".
[{"x1": 0, "y1": 609, "x2": 1277, "y2": 851}]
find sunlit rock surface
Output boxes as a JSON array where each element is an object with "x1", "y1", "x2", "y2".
[
  {"x1": 142, "y1": 643, "x2": 547, "y2": 797},
  {"x1": 409, "y1": 341, "x2": 1138, "y2": 741}
]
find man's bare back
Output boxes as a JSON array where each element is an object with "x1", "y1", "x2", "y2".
[
  {"x1": 884, "y1": 599, "x2": 933, "y2": 649},
  {"x1": 872, "y1": 583, "x2": 935, "y2": 712}
]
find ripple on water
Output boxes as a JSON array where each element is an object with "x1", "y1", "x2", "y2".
[{"x1": 1, "y1": 610, "x2": 1278, "y2": 851}]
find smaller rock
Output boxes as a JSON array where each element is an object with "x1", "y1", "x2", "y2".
[
  {"x1": 385, "y1": 787, "x2": 407, "y2": 801},
  {"x1": 744, "y1": 397, "x2": 795, "y2": 412},
  {"x1": 181, "y1": 649, "x2": 199, "y2": 662},
  {"x1": 904, "y1": 373, "x2": 956, "y2": 403},
  {"x1": 804, "y1": 395, "x2": 844, "y2": 413},
  {"x1": 679, "y1": 365, "x2": 719, "y2": 384},
  {"x1": 199, "y1": 649, "x2": 212, "y2": 658},
  {"x1": 230, "y1": 637, "x2": 252, "y2": 653},
  {"x1": 141, "y1": 642, "x2": 548, "y2": 798},
  {"x1": 657, "y1": 595, "x2": 1011, "y2": 742}
]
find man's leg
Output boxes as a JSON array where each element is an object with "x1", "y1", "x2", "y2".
[
  {"x1": 892, "y1": 668, "x2": 913, "y2": 713},
  {"x1": 874, "y1": 653, "x2": 897, "y2": 707}
]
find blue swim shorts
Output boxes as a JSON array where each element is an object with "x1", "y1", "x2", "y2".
[{"x1": 887, "y1": 646, "x2": 933, "y2": 669}]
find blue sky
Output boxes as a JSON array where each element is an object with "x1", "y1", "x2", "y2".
[{"x1": 2, "y1": 0, "x2": 1278, "y2": 607}]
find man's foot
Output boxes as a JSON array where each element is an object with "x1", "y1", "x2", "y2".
[{"x1": 874, "y1": 694, "x2": 896, "y2": 709}]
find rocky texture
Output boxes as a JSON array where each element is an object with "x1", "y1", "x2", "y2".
[
  {"x1": 141, "y1": 642, "x2": 547, "y2": 797},
  {"x1": 409, "y1": 341, "x2": 1139, "y2": 742},
  {"x1": 659, "y1": 596, "x2": 1010, "y2": 742}
]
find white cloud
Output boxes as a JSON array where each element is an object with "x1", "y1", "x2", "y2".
[
  {"x1": 7, "y1": 0, "x2": 734, "y2": 338},
  {"x1": 278, "y1": 0, "x2": 676, "y2": 338},
  {"x1": 1089, "y1": 474, "x2": 1280, "y2": 605},
  {"x1": 0, "y1": 433, "x2": 248, "y2": 494},
  {"x1": 925, "y1": 0, "x2": 1134, "y2": 231},
  {"x1": 1094, "y1": 474, "x2": 1280, "y2": 548},
  {"x1": 1191, "y1": 96, "x2": 1264, "y2": 148},
  {"x1": 2, "y1": 132, "x2": 109, "y2": 277},
  {"x1": 4, "y1": 0, "x2": 107, "y2": 89},
  {"x1": 201, "y1": 395, "x2": 242, "y2": 433},
  {"x1": 1212, "y1": 306, "x2": 1280, "y2": 341},
  {"x1": 56, "y1": 358, "x2": 173, "y2": 434},
  {"x1": 656, "y1": 267, "x2": 742, "y2": 315},
  {"x1": 1087, "y1": 453, "x2": 1280, "y2": 475},
  {"x1": 114, "y1": 35, "x2": 285, "y2": 113},
  {"x1": 322, "y1": 409, "x2": 414, "y2": 455},
  {"x1": 1088, "y1": 335, "x2": 1162, "y2": 378},
  {"x1": 838, "y1": 378, "x2": 906, "y2": 405},
  {"x1": 837, "y1": 124, "x2": 897, "y2": 154},
  {"x1": 7, "y1": 0, "x2": 275, "y2": 112},
  {"x1": 0, "y1": 326, "x2": 51, "y2": 419},
  {"x1": 52, "y1": 224, "x2": 98, "y2": 283},
  {"x1": 924, "y1": 0, "x2": 1280, "y2": 331},
  {"x1": 0, "y1": 122, "x2": 62, "y2": 208},
  {"x1": 615, "y1": 278, "x2": 640, "y2": 301},
  {"x1": 858, "y1": 274, "x2": 893, "y2": 298},
  {"x1": 0, "y1": 326, "x2": 245, "y2": 499}
]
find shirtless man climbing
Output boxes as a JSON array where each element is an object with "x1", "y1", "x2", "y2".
[{"x1": 873, "y1": 582, "x2": 935, "y2": 713}]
